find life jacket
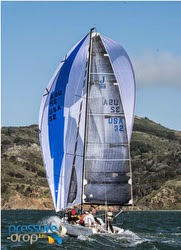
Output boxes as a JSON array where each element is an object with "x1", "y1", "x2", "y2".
[
  {"x1": 79, "y1": 214, "x2": 86, "y2": 225},
  {"x1": 69, "y1": 210, "x2": 79, "y2": 224},
  {"x1": 107, "y1": 211, "x2": 113, "y2": 221}
]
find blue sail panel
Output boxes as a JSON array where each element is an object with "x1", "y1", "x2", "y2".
[{"x1": 39, "y1": 34, "x2": 89, "y2": 211}]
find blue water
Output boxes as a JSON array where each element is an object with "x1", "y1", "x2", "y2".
[{"x1": 1, "y1": 210, "x2": 181, "y2": 249}]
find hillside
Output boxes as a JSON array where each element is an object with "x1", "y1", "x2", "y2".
[{"x1": 1, "y1": 117, "x2": 181, "y2": 210}]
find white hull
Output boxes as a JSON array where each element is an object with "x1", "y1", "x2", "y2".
[
  {"x1": 60, "y1": 222, "x2": 97, "y2": 237},
  {"x1": 58, "y1": 218, "x2": 124, "y2": 237}
]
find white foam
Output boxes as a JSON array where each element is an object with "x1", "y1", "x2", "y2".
[
  {"x1": 172, "y1": 233, "x2": 181, "y2": 236},
  {"x1": 39, "y1": 215, "x2": 62, "y2": 231},
  {"x1": 77, "y1": 235, "x2": 95, "y2": 242},
  {"x1": 106, "y1": 230, "x2": 149, "y2": 247}
]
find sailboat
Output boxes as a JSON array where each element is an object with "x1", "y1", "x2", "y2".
[{"x1": 39, "y1": 28, "x2": 136, "y2": 237}]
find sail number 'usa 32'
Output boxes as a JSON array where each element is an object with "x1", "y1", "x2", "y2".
[
  {"x1": 49, "y1": 90, "x2": 62, "y2": 122},
  {"x1": 103, "y1": 99, "x2": 121, "y2": 113},
  {"x1": 108, "y1": 118, "x2": 123, "y2": 131}
]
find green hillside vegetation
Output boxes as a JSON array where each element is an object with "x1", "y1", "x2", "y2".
[
  {"x1": 1, "y1": 117, "x2": 181, "y2": 210},
  {"x1": 131, "y1": 117, "x2": 181, "y2": 209}
]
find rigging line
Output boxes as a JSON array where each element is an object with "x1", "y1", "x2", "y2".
[
  {"x1": 103, "y1": 153, "x2": 108, "y2": 229},
  {"x1": 90, "y1": 73, "x2": 115, "y2": 75},
  {"x1": 129, "y1": 143, "x2": 134, "y2": 207},
  {"x1": 81, "y1": 29, "x2": 94, "y2": 213},
  {"x1": 85, "y1": 158, "x2": 131, "y2": 161},
  {"x1": 66, "y1": 152, "x2": 83, "y2": 157},
  {"x1": 43, "y1": 88, "x2": 50, "y2": 96},
  {"x1": 85, "y1": 143, "x2": 130, "y2": 146},
  {"x1": 61, "y1": 54, "x2": 67, "y2": 62},
  {"x1": 87, "y1": 113, "x2": 125, "y2": 116},
  {"x1": 74, "y1": 94, "x2": 86, "y2": 99}
]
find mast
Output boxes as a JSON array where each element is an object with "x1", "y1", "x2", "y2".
[{"x1": 81, "y1": 28, "x2": 95, "y2": 212}]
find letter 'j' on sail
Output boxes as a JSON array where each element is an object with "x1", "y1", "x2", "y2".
[{"x1": 39, "y1": 30, "x2": 136, "y2": 212}]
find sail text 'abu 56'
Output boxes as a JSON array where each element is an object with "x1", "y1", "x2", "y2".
[{"x1": 39, "y1": 30, "x2": 136, "y2": 212}]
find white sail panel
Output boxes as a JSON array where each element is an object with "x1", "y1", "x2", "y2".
[
  {"x1": 39, "y1": 34, "x2": 90, "y2": 211},
  {"x1": 101, "y1": 35, "x2": 136, "y2": 143}
]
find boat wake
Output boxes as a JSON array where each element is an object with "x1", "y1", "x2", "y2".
[
  {"x1": 77, "y1": 235, "x2": 96, "y2": 242},
  {"x1": 76, "y1": 229, "x2": 148, "y2": 249},
  {"x1": 96, "y1": 229, "x2": 147, "y2": 247},
  {"x1": 115, "y1": 230, "x2": 148, "y2": 247},
  {"x1": 39, "y1": 215, "x2": 62, "y2": 229}
]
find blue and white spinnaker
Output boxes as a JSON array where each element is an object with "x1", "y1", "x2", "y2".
[{"x1": 39, "y1": 30, "x2": 136, "y2": 212}]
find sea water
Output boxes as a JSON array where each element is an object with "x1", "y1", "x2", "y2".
[{"x1": 1, "y1": 210, "x2": 181, "y2": 249}]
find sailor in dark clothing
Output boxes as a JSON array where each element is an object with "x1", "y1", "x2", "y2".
[
  {"x1": 67, "y1": 206, "x2": 80, "y2": 224},
  {"x1": 106, "y1": 207, "x2": 114, "y2": 233}
]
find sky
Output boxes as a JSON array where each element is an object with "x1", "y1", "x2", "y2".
[{"x1": 2, "y1": 1, "x2": 181, "y2": 130}]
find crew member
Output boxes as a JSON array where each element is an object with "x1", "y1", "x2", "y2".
[
  {"x1": 91, "y1": 205, "x2": 101, "y2": 225},
  {"x1": 106, "y1": 207, "x2": 114, "y2": 233},
  {"x1": 67, "y1": 206, "x2": 79, "y2": 224},
  {"x1": 79, "y1": 212, "x2": 87, "y2": 226},
  {"x1": 83, "y1": 210, "x2": 96, "y2": 227}
]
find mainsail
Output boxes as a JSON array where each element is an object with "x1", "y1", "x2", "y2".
[{"x1": 39, "y1": 30, "x2": 136, "y2": 212}]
